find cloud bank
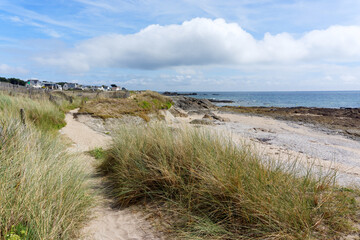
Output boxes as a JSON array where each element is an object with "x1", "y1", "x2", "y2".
[
  {"x1": 0, "y1": 64, "x2": 28, "y2": 75},
  {"x1": 39, "y1": 18, "x2": 360, "y2": 72}
]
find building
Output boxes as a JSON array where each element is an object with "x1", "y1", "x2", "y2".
[
  {"x1": 111, "y1": 84, "x2": 121, "y2": 91},
  {"x1": 103, "y1": 85, "x2": 111, "y2": 91},
  {"x1": 90, "y1": 85, "x2": 104, "y2": 91},
  {"x1": 26, "y1": 79, "x2": 42, "y2": 89},
  {"x1": 63, "y1": 83, "x2": 79, "y2": 90},
  {"x1": 43, "y1": 81, "x2": 62, "y2": 90}
]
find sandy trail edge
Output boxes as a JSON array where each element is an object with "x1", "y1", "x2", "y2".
[{"x1": 60, "y1": 109, "x2": 163, "y2": 240}]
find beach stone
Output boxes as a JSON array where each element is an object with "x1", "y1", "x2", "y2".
[
  {"x1": 188, "y1": 110, "x2": 211, "y2": 115},
  {"x1": 203, "y1": 113, "x2": 230, "y2": 122},
  {"x1": 345, "y1": 129, "x2": 360, "y2": 137},
  {"x1": 190, "y1": 119, "x2": 215, "y2": 125},
  {"x1": 170, "y1": 96, "x2": 216, "y2": 111},
  {"x1": 169, "y1": 106, "x2": 188, "y2": 117}
]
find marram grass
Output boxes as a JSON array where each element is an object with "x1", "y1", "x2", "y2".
[
  {"x1": 100, "y1": 123, "x2": 359, "y2": 239},
  {"x1": 0, "y1": 93, "x2": 93, "y2": 239},
  {"x1": 0, "y1": 93, "x2": 66, "y2": 132}
]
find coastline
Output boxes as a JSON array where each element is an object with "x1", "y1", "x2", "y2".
[
  {"x1": 78, "y1": 94, "x2": 360, "y2": 186},
  {"x1": 172, "y1": 109, "x2": 360, "y2": 186},
  {"x1": 65, "y1": 92, "x2": 360, "y2": 239}
]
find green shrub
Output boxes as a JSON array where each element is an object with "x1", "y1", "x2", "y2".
[
  {"x1": 139, "y1": 100, "x2": 151, "y2": 110},
  {"x1": 100, "y1": 123, "x2": 359, "y2": 239},
  {"x1": 89, "y1": 147, "x2": 106, "y2": 160}
]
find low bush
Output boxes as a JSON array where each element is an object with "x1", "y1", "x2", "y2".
[{"x1": 100, "y1": 123, "x2": 359, "y2": 239}]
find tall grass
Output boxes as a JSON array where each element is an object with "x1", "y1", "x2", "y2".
[
  {"x1": 100, "y1": 124, "x2": 359, "y2": 239},
  {"x1": 0, "y1": 94, "x2": 66, "y2": 132},
  {"x1": 0, "y1": 93, "x2": 93, "y2": 239},
  {"x1": 79, "y1": 90, "x2": 172, "y2": 121}
]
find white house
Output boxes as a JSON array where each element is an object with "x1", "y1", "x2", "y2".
[
  {"x1": 63, "y1": 83, "x2": 79, "y2": 90},
  {"x1": 103, "y1": 86, "x2": 111, "y2": 91},
  {"x1": 111, "y1": 84, "x2": 121, "y2": 91},
  {"x1": 26, "y1": 79, "x2": 43, "y2": 89}
]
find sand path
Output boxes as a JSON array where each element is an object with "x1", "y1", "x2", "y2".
[{"x1": 60, "y1": 109, "x2": 163, "y2": 240}]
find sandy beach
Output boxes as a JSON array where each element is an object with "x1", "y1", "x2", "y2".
[
  {"x1": 63, "y1": 101, "x2": 360, "y2": 239},
  {"x1": 180, "y1": 111, "x2": 360, "y2": 186}
]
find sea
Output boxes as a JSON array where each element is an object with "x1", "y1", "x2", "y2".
[{"x1": 179, "y1": 91, "x2": 360, "y2": 108}]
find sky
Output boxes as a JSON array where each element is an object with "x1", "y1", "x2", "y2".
[{"x1": 1, "y1": 0, "x2": 360, "y2": 91}]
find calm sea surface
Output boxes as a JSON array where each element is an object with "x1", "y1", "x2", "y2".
[{"x1": 182, "y1": 91, "x2": 360, "y2": 108}]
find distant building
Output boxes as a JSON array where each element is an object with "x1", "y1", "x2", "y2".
[
  {"x1": 43, "y1": 81, "x2": 61, "y2": 90},
  {"x1": 63, "y1": 83, "x2": 79, "y2": 90},
  {"x1": 103, "y1": 86, "x2": 111, "y2": 91},
  {"x1": 90, "y1": 85, "x2": 104, "y2": 91},
  {"x1": 26, "y1": 79, "x2": 42, "y2": 89},
  {"x1": 111, "y1": 84, "x2": 120, "y2": 91}
]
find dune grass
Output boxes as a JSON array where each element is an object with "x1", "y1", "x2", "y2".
[
  {"x1": 0, "y1": 93, "x2": 66, "y2": 132},
  {"x1": 100, "y1": 123, "x2": 359, "y2": 239},
  {"x1": 0, "y1": 93, "x2": 93, "y2": 239},
  {"x1": 79, "y1": 90, "x2": 172, "y2": 121}
]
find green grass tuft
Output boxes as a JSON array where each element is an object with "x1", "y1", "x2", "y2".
[{"x1": 89, "y1": 147, "x2": 106, "y2": 160}]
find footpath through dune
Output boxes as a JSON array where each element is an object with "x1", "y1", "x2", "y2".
[{"x1": 60, "y1": 109, "x2": 163, "y2": 240}]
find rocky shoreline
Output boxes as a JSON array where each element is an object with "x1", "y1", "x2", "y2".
[
  {"x1": 76, "y1": 92, "x2": 360, "y2": 186},
  {"x1": 220, "y1": 106, "x2": 360, "y2": 139},
  {"x1": 164, "y1": 94, "x2": 359, "y2": 139}
]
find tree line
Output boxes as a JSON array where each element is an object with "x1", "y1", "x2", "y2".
[{"x1": 0, "y1": 77, "x2": 26, "y2": 86}]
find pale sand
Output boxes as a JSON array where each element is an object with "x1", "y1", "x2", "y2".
[
  {"x1": 172, "y1": 111, "x2": 360, "y2": 186},
  {"x1": 60, "y1": 109, "x2": 164, "y2": 240},
  {"x1": 59, "y1": 108, "x2": 360, "y2": 238}
]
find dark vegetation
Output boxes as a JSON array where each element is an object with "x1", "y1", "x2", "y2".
[{"x1": 0, "y1": 77, "x2": 26, "y2": 86}]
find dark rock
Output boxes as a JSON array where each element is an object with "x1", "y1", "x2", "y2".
[
  {"x1": 208, "y1": 99, "x2": 234, "y2": 103},
  {"x1": 163, "y1": 92, "x2": 197, "y2": 96},
  {"x1": 170, "y1": 96, "x2": 216, "y2": 111}
]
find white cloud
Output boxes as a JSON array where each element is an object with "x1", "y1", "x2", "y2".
[
  {"x1": 38, "y1": 18, "x2": 360, "y2": 72},
  {"x1": 0, "y1": 64, "x2": 28, "y2": 75}
]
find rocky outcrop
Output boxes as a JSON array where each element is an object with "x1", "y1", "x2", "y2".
[
  {"x1": 169, "y1": 106, "x2": 188, "y2": 117},
  {"x1": 163, "y1": 92, "x2": 197, "y2": 96},
  {"x1": 203, "y1": 112, "x2": 230, "y2": 122},
  {"x1": 221, "y1": 106, "x2": 360, "y2": 139},
  {"x1": 208, "y1": 99, "x2": 234, "y2": 103},
  {"x1": 170, "y1": 96, "x2": 216, "y2": 111}
]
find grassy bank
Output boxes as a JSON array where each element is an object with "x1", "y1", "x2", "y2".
[
  {"x1": 0, "y1": 93, "x2": 92, "y2": 239},
  {"x1": 0, "y1": 94, "x2": 66, "y2": 132},
  {"x1": 100, "y1": 124, "x2": 359, "y2": 239},
  {"x1": 79, "y1": 90, "x2": 172, "y2": 121}
]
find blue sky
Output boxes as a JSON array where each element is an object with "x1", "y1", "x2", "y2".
[{"x1": 1, "y1": 0, "x2": 360, "y2": 91}]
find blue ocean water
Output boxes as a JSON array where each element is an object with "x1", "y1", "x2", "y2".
[{"x1": 185, "y1": 91, "x2": 360, "y2": 108}]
